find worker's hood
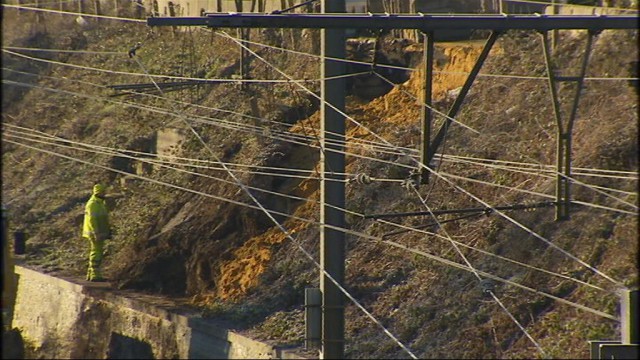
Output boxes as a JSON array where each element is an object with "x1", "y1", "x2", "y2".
[{"x1": 92, "y1": 184, "x2": 106, "y2": 196}]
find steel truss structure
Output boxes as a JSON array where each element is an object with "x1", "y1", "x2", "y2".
[{"x1": 147, "y1": 10, "x2": 638, "y2": 359}]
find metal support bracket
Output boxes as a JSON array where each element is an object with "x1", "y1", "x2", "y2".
[
  {"x1": 419, "y1": 31, "x2": 434, "y2": 184},
  {"x1": 540, "y1": 30, "x2": 597, "y2": 221},
  {"x1": 422, "y1": 31, "x2": 501, "y2": 177},
  {"x1": 238, "y1": 27, "x2": 250, "y2": 91}
]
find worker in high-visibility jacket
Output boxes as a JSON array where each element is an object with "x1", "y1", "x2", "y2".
[{"x1": 82, "y1": 184, "x2": 111, "y2": 281}]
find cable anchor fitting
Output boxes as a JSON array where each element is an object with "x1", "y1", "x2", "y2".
[
  {"x1": 128, "y1": 42, "x2": 143, "y2": 58},
  {"x1": 480, "y1": 278, "x2": 496, "y2": 296},
  {"x1": 350, "y1": 173, "x2": 372, "y2": 185}
]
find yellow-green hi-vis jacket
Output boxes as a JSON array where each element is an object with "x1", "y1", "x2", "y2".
[{"x1": 82, "y1": 191, "x2": 110, "y2": 240}]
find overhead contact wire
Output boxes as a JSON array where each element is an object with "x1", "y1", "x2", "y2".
[
  {"x1": 408, "y1": 185, "x2": 547, "y2": 357},
  {"x1": 3, "y1": 136, "x2": 616, "y2": 321},
  {"x1": 130, "y1": 54, "x2": 419, "y2": 358}
]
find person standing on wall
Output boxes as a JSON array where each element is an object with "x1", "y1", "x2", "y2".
[{"x1": 82, "y1": 184, "x2": 111, "y2": 282}]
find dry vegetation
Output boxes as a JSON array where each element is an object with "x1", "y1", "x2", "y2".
[{"x1": 2, "y1": 5, "x2": 638, "y2": 359}]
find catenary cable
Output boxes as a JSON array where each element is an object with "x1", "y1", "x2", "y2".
[
  {"x1": 3, "y1": 137, "x2": 617, "y2": 322},
  {"x1": 130, "y1": 53, "x2": 419, "y2": 358},
  {"x1": 228, "y1": 30, "x2": 627, "y2": 286},
  {"x1": 2, "y1": 4, "x2": 148, "y2": 22},
  {"x1": 1, "y1": 124, "x2": 617, "y2": 295},
  {"x1": 408, "y1": 185, "x2": 547, "y2": 356},
  {"x1": 4, "y1": 76, "x2": 634, "y2": 218},
  {"x1": 5, "y1": 2, "x2": 638, "y2": 82},
  {"x1": 1, "y1": 78, "x2": 419, "y2": 172},
  {"x1": 222, "y1": 29, "x2": 637, "y2": 229}
]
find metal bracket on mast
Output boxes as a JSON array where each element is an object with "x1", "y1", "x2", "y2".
[
  {"x1": 539, "y1": 30, "x2": 598, "y2": 221},
  {"x1": 418, "y1": 30, "x2": 434, "y2": 184},
  {"x1": 421, "y1": 31, "x2": 501, "y2": 183}
]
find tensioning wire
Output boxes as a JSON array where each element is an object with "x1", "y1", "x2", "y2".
[
  {"x1": 443, "y1": 154, "x2": 639, "y2": 180},
  {"x1": 408, "y1": 184, "x2": 547, "y2": 357},
  {"x1": 2, "y1": 65, "x2": 418, "y2": 159},
  {"x1": 2, "y1": 130, "x2": 331, "y2": 210},
  {"x1": 237, "y1": 34, "x2": 628, "y2": 286},
  {"x1": 225, "y1": 30, "x2": 639, "y2": 81},
  {"x1": 1, "y1": 78, "x2": 418, "y2": 171},
  {"x1": 418, "y1": 160, "x2": 626, "y2": 286},
  {"x1": 4, "y1": 137, "x2": 617, "y2": 322},
  {"x1": 373, "y1": 217, "x2": 609, "y2": 293},
  {"x1": 131, "y1": 53, "x2": 419, "y2": 358},
  {"x1": 439, "y1": 170, "x2": 637, "y2": 216},
  {"x1": 3, "y1": 124, "x2": 326, "y2": 178},
  {"x1": 2, "y1": 4, "x2": 147, "y2": 23},
  {"x1": 443, "y1": 155, "x2": 638, "y2": 210},
  {"x1": 3, "y1": 46, "x2": 123, "y2": 55}
]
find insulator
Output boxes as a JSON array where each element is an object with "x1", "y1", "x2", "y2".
[
  {"x1": 480, "y1": 278, "x2": 495, "y2": 294},
  {"x1": 356, "y1": 173, "x2": 372, "y2": 185},
  {"x1": 401, "y1": 178, "x2": 417, "y2": 191},
  {"x1": 351, "y1": 173, "x2": 372, "y2": 185}
]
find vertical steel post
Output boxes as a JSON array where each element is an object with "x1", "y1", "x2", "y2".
[
  {"x1": 551, "y1": 0, "x2": 558, "y2": 50},
  {"x1": 2, "y1": 206, "x2": 17, "y2": 329},
  {"x1": 541, "y1": 30, "x2": 595, "y2": 221},
  {"x1": 621, "y1": 289, "x2": 639, "y2": 344},
  {"x1": 540, "y1": 31, "x2": 565, "y2": 220},
  {"x1": 320, "y1": 0, "x2": 346, "y2": 358},
  {"x1": 235, "y1": 0, "x2": 249, "y2": 91},
  {"x1": 305, "y1": 287, "x2": 322, "y2": 349},
  {"x1": 419, "y1": 31, "x2": 434, "y2": 184}
]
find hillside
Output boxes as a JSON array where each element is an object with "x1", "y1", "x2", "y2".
[{"x1": 2, "y1": 5, "x2": 639, "y2": 359}]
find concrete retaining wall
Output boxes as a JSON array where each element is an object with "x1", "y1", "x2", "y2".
[{"x1": 11, "y1": 265, "x2": 304, "y2": 359}]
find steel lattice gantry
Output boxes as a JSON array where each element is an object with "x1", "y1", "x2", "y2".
[
  {"x1": 146, "y1": 11, "x2": 638, "y2": 359},
  {"x1": 147, "y1": 13, "x2": 638, "y2": 30},
  {"x1": 147, "y1": 12, "x2": 638, "y2": 221}
]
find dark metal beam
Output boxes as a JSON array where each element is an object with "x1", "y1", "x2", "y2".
[
  {"x1": 364, "y1": 201, "x2": 556, "y2": 219},
  {"x1": 541, "y1": 30, "x2": 596, "y2": 221},
  {"x1": 426, "y1": 31, "x2": 501, "y2": 164},
  {"x1": 419, "y1": 31, "x2": 434, "y2": 184},
  {"x1": 147, "y1": 14, "x2": 639, "y2": 30},
  {"x1": 319, "y1": 1, "x2": 346, "y2": 359}
]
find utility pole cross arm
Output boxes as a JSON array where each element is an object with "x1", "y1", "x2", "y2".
[{"x1": 147, "y1": 14, "x2": 639, "y2": 30}]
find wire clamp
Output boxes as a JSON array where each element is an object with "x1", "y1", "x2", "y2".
[
  {"x1": 401, "y1": 177, "x2": 417, "y2": 191},
  {"x1": 480, "y1": 278, "x2": 496, "y2": 295},
  {"x1": 349, "y1": 173, "x2": 372, "y2": 185}
]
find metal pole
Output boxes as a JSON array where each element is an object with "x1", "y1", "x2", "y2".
[
  {"x1": 552, "y1": 0, "x2": 558, "y2": 50},
  {"x1": 541, "y1": 30, "x2": 595, "y2": 221},
  {"x1": 540, "y1": 31, "x2": 566, "y2": 220},
  {"x1": 621, "y1": 289, "x2": 639, "y2": 344},
  {"x1": 427, "y1": 31, "x2": 500, "y2": 164},
  {"x1": 305, "y1": 287, "x2": 322, "y2": 349},
  {"x1": 419, "y1": 31, "x2": 434, "y2": 184},
  {"x1": 561, "y1": 32, "x2": 596, "y2": 220},
  {"x1": 320, "y1": 0, "x2": 345, "y2": 358}
]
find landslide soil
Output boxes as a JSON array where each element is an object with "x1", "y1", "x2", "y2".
[{"x1": 2, "y1": 8, "x2": 638, "y2": 359}]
